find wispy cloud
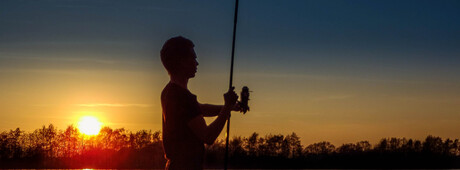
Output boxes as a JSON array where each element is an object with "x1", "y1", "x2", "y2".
[{"x1": 77, "y1": 103, "x2": 152, "y2": 108}]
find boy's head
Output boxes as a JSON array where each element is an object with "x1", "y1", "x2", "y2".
[{"x1": 160, "y1": 36, "x2": 198, "y2": 78}]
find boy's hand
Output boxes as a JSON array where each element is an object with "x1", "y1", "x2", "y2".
[
  {"x1": 232, "y1": 102, "x2": 242, "y2": 112},
  {"x1": 224, "y1": 87, "x2": 238, "y2": 110}
]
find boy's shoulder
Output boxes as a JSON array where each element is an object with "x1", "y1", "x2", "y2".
[{"x1": 162, "y1": 83, "x2": 194, "y2": 100}]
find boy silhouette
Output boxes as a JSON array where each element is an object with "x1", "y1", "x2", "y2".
[{"x1": 160, "y1": 36, "x2": 239, "y2": 169}]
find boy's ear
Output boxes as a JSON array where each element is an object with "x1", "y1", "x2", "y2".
[
  {"x1": 177, "y1": 58, "x2": 186, "y2": 67},
  {"x1": 176, "y1": 58, "x2": 188, "y2": 72}
]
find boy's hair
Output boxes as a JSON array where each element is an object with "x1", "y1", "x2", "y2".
[{"x1": 160, "y1": 36, "x2": 195, "y2": 75}]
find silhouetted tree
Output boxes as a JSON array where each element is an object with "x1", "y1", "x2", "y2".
[
  {"x1": 376, "y1": 138, "x2": 389, "y2": 152},
  {"x1": 304, "y1": 141, "x2": 335, "y2": 155},
  {"x1": 337, "y1": 143, "x2": 357, "y2": 154},
  {"x1": 34, "y1": 124, "x2": 58, "y2": 158},
  {"x1": 285, "y1": 132, "x2": 303, "y2": 158},
  {"x1": 6, "y1": 128, "x2": 23, "y2": 159},
  {"x1": 131, "y1": 130, "x2": 151, "y2": 149},
  {"x1": 423, "y1": 135, "x2": 443, "y2": 154},
  {"x1": 414, "y1": 140, "x2": 423, "y2": 153},
  {"x1": 244, "y1": 132, "x2": 258, "y2": 156},
  {"x1": 0, "y1": 131, "x2": 8, "y2": 159},
  {"x1": 453, "y1": 139, "x2": 460, "y2": 156},
  {"x1": 443, "y1": 138, "x2": 456, "y2": 156},
  {"x1": 229, "y1": 136, "x2": 245, "y2": 157},
  {"x1": 356, "y1": 141, "x2": 372, "y2": 152},
  {"x1": 58, "y1": 125, "x2": 80, "y2": 157},
  {"x1": 265, "y1": 134, "x2": 285, "y2": 156}
]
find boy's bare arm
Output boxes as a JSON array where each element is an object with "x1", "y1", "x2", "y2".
[
  {"x1": 188, "y1": 88, "x2": 238, "y2": 145},
  {"x1": 199, "y1": 104, "x2": 222, "y2": 117},
  {"x1": 200, "y1": 103, "x2": 241, "y2": 117},
  {"x1": 187, "y1": 106, "x2": 231, "y2": 145}
]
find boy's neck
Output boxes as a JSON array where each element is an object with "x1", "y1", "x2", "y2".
[{"x1": 170, "y1": 75, "x2": 189, "y2": 90}]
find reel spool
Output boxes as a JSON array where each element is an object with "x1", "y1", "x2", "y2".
[{"x1": 239, "y1": 86, "x2": 250, "y2": 114}]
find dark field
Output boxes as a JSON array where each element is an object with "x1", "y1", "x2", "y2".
[{"x1": 1, "y1": 124, "x2": 460, "y2": 168}]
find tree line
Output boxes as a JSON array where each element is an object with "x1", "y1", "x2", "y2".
[{"x1": 1, "y1": 124, "x2": 459, "y2": 168}]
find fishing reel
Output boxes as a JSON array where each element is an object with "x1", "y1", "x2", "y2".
[{"x1": 238, "y1": 86, "x2": 250, "y2": 114}]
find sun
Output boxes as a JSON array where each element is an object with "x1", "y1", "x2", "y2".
[{"x1": 78, "y1": 116, "x2": 102, "y2": 136}]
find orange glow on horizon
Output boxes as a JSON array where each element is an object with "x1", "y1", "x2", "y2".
[{"x1": 78, "y1": 116, "x2": 102, "y2": 136}]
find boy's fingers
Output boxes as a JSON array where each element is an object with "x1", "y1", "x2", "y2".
[{"x1": 228, "y1": 86, "x2": 235, "y2": 93}]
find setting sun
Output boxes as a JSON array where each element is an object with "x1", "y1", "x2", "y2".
[{"x1": 78, "y1": 116, "x2": 102, "y2": 136}]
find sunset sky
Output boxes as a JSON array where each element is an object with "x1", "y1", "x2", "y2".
[{"x1": 1, "y1": 0, "x2": 460, "y2": 145}]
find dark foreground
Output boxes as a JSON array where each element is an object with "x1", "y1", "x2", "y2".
[{"x1": 1, "y1": 125, "x2": 460, "y2": 168}]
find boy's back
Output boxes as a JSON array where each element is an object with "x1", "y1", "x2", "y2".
[{"x1": 161, "y1": 82, "x2": 204, "y2": 169}]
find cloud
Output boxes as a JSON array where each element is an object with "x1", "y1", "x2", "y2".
[{"x1": 77, "y1": 103, "x2": 152, "y2": 108}]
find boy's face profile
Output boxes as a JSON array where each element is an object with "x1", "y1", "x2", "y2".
[{"x1": 178, "y1": 47, "x2": 198, "y2": 78}]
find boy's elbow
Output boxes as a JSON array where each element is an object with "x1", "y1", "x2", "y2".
[
  {"x1": 203, "y1": 132, "x2": 217, "y2": 145},
  {"x1": 204, "y1": 136, "x2": 215, "y2": 145},
  {"x1": 205, "y1": 140, "x2": 214, "y2": 145}
]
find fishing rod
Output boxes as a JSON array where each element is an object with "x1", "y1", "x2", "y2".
[{"x1": 225, "y1": 0, "x2": 250, "y2": 169}]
